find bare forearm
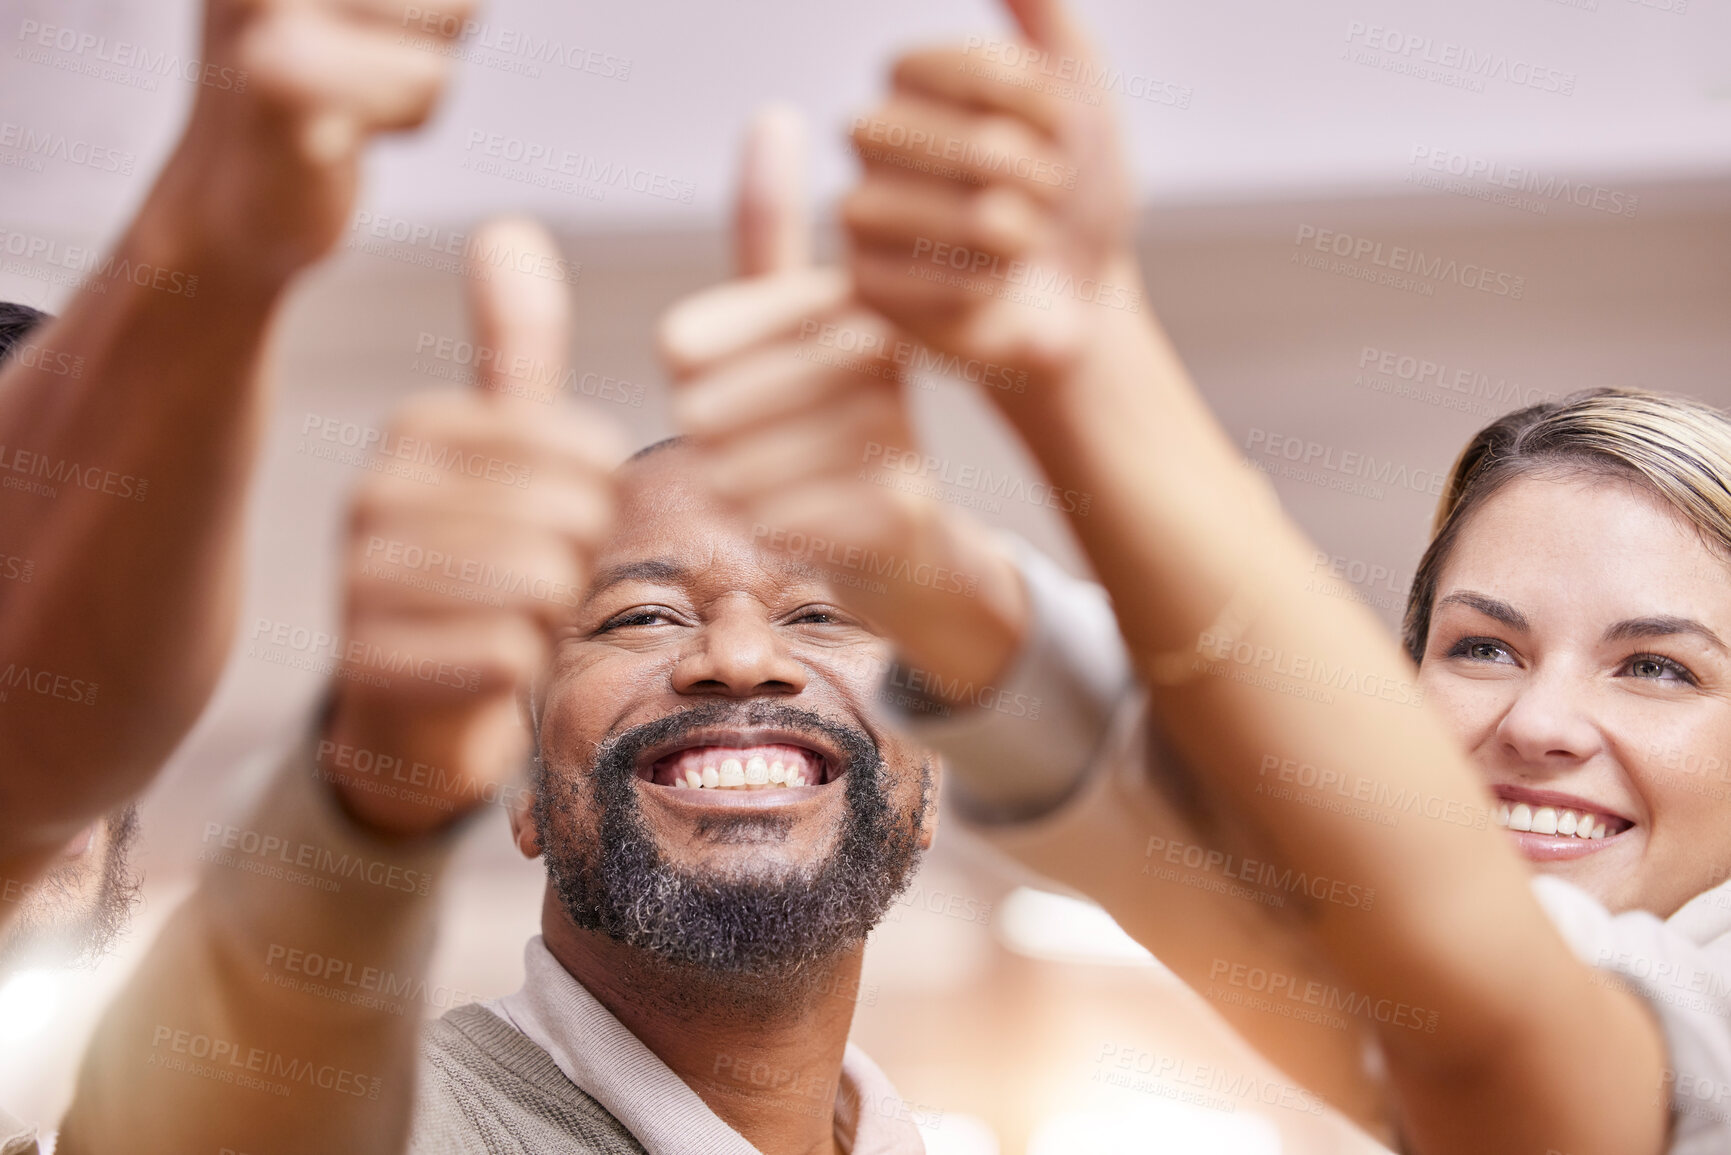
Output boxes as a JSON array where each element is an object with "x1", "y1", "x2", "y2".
[
  {"x1": 0, "y1": 177, "x2": 286, "y2": 859},
  {"x1": 56, "y1": 746, "x2": 454, "y2": 1154},
  {"x1": 998, "y1": 265, "x2": 1666, "y2": 1153}
]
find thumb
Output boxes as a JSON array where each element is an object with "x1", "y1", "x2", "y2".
[
  {"x1": 1001, "y1": 0, "x2": 1091, "y2": 57},
  {"x1": 465, "y1": 217, "x2": 571, "y2": 405},
  {"x1": 734, "y1": 104, "x2": 811, "y2": 277}
]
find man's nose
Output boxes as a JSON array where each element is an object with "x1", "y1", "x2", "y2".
[{"x1": 670, "y1": 608, "x2": 807, "y2": 698}]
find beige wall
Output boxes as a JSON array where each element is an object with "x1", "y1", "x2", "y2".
[{"x1": 3, "y1": 176, "x2": 1729, "y2": 1151}]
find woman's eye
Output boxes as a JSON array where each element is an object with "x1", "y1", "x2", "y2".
[
  {"x1": 1622, "y1": 654, "x2": 1698, "y2": 685},
  {"x1": 1448, "y1": 637, "x2": 1515, "y2": 664}
]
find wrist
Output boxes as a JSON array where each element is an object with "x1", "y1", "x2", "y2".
[
  {"x1": 994, "y1": 251, "x2": 1163, "y2": 437},
  {"x1": 136, "y1": 144, "x2": 299, "y2": 306},
  {"x1": 317, "y1": 698, "x2": 475, "y2": 840},
  {"x1": 888, "y1": 504, "x2": 1029, "y2": 697}
]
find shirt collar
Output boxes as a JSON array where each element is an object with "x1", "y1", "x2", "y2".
[
  {"x1": 489, "y1": 936, "x2": 924, "y2": 1155},
  {"x1": 1667, "y1": 874, "x2": 1731, "y2": 947},
  {"x1": 0, "y1": 1106, "x2": 37, "y2": 1155}
]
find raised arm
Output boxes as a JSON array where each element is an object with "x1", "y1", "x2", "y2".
[
  {"x1": 56, "y1": 220, "x2": 623, "y2": 1155},
  {"x1": 840, "y1": 2, "x2": 1669, "y2": 1153},
  {"x1": 0, "y1": 0, "x2": 473, "y2": 901},
  {"x1": 663, "y1": 109, "x2": 1396, "y2": 1138}
]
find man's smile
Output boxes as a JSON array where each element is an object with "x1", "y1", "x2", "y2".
[{"x1": 632, "y1": 726, "x2": 849, "y2": 808}]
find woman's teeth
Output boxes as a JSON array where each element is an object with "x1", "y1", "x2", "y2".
[
  {"x1": 662, "y1": 744, "x2": 819, "y2": 790},
  {"x1": 1494, "y1": 801, "x2": 1611, "y2": 840}
]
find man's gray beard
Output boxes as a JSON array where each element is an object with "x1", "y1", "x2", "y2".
[
  {"x1": 0, "y1": 804, "x2": 141, "y2": 974},
  {"x1": 534, "y1": 700, "x2": 927, "y2": 995}
]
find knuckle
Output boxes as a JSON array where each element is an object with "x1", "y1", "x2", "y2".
[
  {"x1": 974, "y1": 117, "x2": 1026, "y2": 167},
  {"x1": 968, "y1": 187, "x2": 1032, "y2": 252},
  {"x1": 838, "y1": 187, "x2": 875, "y2": 231}
]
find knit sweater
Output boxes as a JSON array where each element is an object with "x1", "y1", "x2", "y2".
[{"x1": 411, "y1": 1002, "x2": 647, "y2": 1154}]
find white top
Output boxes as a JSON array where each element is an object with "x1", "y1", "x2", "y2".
[
  {"x1": 487, "y1": 937, "x2": 926, "y2": 1155},
  {"x1": 913, "y1": 535, "x2": 1731, "y2": 1153},
  {"x1": 0, "y1": 1107, "x2": 37, "y2": 1155},
  {"x1": 1533, "y1": 876, "x2": 1731, "y2": 1153}
]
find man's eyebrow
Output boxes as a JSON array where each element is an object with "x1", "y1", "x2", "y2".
[
  {"x1": 1604, "y1": 616, "x2": 1729, "y2": 653},
  {"x1": 586, "y1": 558, "x2": 690, "y2": 596},
  {"x1": 1434, "y1": 591, "x2": 1530, "y2": 631}
]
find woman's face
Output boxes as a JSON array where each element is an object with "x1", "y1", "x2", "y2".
[{"x1": 1418, "y1": 472, "x2": 1731, "y2": 916}]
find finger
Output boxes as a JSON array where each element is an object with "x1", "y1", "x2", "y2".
[
  {"x1": 849, "y1": 246, "x2": 975, "y2": 331},
  {"x1": 735, "y1": 105, "x2": 812, "y2": 277},
  {"x1": 350, "y1": 469, "x2": 616, "y2": 551},
  {"x1": 891, "y1": 49, "x2": 1065, "y2": 138},
  {"x1": 343, "y1": 0, "x2": 478, "y2": 35},
  {"x1": 338, "y1": 611, "x2": 550, "y2": 704},
  {"x1": 241, "y1": 9, "x2": 451, "y2": 139},
  {"x1": 842, "y1": 174, "x2": 1043, "y2": 267},
  {"x1": 748, "y1": 478, "x2": 925, "y2": 573},
  {"x1": 701, "y1": 386, "x2": 908, "y2": 504},
  {"x1": 849, "y1": 94, "x2": 1071, "y2": 204},
  {"x1": 1002, "y1": 0, "x2": 1093, "y2": 57},
  {"x1": 675, "y1": 310, "x2": 901, "y2": 437},
  {"x1": 386, "y1": 392, "x2": 628, "y2": 485},
  {"x1": 346, "y1": 516, "x2": 587, "y2": 625},
  {"x1": 465, "y1": 218, "x2": 573, "y2": 406},
  {"x1": 658, "y1": 267, "x2": 849, "y2": 379}
]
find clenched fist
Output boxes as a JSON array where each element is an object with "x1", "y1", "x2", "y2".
[
  {"x1": 153, "y1": 0, "x2": 477, "y2": 284},
  {"x1": 662, "y1": 109, "x2": 1028, "y2": 700},
  {"x1": 842, "y1": 0, "x2": 1139, "y2": 399},
  {"x1": 321, "y1": 219, "x2": 625, "y2": 836}
]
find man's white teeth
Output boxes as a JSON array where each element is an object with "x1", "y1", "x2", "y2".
[
  {"x1": 660, "y1": 744, "x2": 821, "y2": 790},
  {"x1": 1495, "y1": 801, "x2": 1615, "y2": 840}
]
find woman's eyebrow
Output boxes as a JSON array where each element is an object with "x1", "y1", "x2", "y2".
[
  {"x1": 1435, "y1": 590, "x2": 1529, "y2": 630},
  {"x1": 1603, "y1": 615, "x2": 1729, "y2": 653}
]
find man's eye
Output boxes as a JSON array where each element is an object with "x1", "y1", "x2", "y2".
[
  {"x1": 598, "y1": 609, "x2": 674, "y2": 632},
  {"x1": 1622, "y1": 653, "x2": 1698, "y2": 686},
  {"x1": 788, "y1": 606, "x2": 850, "y2": 627}
]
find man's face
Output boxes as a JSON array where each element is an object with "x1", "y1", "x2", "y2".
[
  {"x1": 0, "y1": 805, "x2": 140, "y2": 973},
  {"x1": 524, "y1": 447, "x2": 937, "y2": 979}
]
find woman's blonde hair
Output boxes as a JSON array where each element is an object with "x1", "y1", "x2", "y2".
[{"x1": 1402, "y1": 388, "x2": 1731, "y2": 662}]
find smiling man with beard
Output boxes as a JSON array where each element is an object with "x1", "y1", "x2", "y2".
[
  {"x1": 390, "y1": 115, "x2": 936, "y2": 1155},
  {"x1": 411, "y1": 440, "x2": 935, "y2": 1155}
]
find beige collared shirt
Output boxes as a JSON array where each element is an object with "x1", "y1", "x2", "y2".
[{"x1": 487, "y1": 937, "x2": 925, "y2": 1155}]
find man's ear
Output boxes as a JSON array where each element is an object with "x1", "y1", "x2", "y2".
[
  {"x1": 508, "y1": 786, "x2": 542, "y2": 859},
  {"x1": 512, "y1": 681, "x2": 545, "y2": 859},
  {"x1": 918, "y1": 755, "x2": 943, "y2": 851}
]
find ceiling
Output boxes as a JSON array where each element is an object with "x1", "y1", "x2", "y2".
[{"x1": 5, "y1": 0, "x2": 1731, "y2": 251}]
